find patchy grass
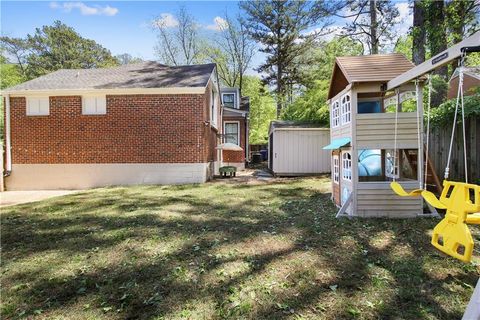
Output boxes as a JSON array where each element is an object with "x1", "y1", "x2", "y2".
[{"x1": 1, "y1": 176, "x2": 479, "y2": 319}]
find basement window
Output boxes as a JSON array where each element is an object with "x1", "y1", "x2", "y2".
[
  {"x1": 26, "y1": 97, "x2": 49, "y2": 116},
  {"x1": 82, "y1": 96, "x2": 106, "y2": 115}
]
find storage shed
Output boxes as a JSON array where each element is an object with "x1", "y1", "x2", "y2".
[{"x1": 268, "y1": 121, "x2": 331, "y2": 176}]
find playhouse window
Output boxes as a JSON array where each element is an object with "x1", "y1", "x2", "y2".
[
  {"x1": 385, "y1": 150, "x2": 399, "y2": 179},
  {"x1": 342, "y1": 152, "x2": 352, "y2": 181},
  {"x1": 332, "y1": 101, "x2": 340, "y2": 128},
  {"x1": 358, "y1": 149, "x2": 382, "y2": 181},
  {"x1": 333, "y1": 155, "x2": 339, "y2": 183},
  {"x1": 341, "y1": 94, "x2": 351, "y2": 124},
  {"x1": 358, "y1": 100, "x2": 381, "y2": 114}
]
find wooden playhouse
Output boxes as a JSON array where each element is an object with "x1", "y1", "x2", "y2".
[{"x1": 323, "y1": 53, "x2": 442, "y2": 218}]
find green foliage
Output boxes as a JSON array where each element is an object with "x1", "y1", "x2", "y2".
[
  {"x1": 281, "y1": 80, "x2": 330, "y2": 125},
  {"x1": 427, "y1": 87, "x2": 480, "y2": 127},
  {"x1": 282, "y1": 37, "x2": 362, "y2": 123},
  {"x1": 304, "y1": 37, "x2": 363, "y2": 85},
  {"x1": 25, "y1": 21, "x2": 119, "y2": 78},
  {"x1": 241, "y1": 76, "x2": 276, "y2": 144},
  {"x1": 394, "y1": 35, "x2": 413, "y2": 61},
  {"x1": 0, "y1": 55, "x2": 25, "y2": 89},
  {"x1": 240, "y1": 0, "x2": 331, "y2": 112}
]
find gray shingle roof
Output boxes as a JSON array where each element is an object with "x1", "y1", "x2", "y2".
[
  {"x1": 269, "y1": 120, "x2": 328, "y2": 134},
  {"x1": 5, "y1": 61, "x2": 216, "y2": 92}
]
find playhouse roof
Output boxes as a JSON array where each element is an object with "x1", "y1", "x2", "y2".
[{"x1": 328, "y1": 53, "x2": 414, "y2": 99}]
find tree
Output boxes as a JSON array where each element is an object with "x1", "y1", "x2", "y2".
[
  {"x1": 0, "y1": 36, "x2": 29, "y2": 77},
  {"x1": 116, "y1": 53, "x2": 143, "y2": 65},
  {"x1": 0, "y1": 54, "x2": 25, "y2": 89},
  {"x1": 242, "y1": 76, "x2": 276, "y2": 144},
  {"x1": 240, "y1": 0, "x2": 332, "y2": 117},
  {"x1": 23, "y1": 21, "x2": 118, "y2": 78},
  {"x1": 425, "y1": 0, "x2": 448, "y2": 107},
  {"x1": 446, "y1": 0, "x2": 479, "y2": 44},
  {"x1": 412, "y1": 0, "x2": 426, "y2": 65},
  {"x1": 282, "y1": 37, "x2": 363, "y2": 123},
  {"x1": 153, "y1": 7, "x2": 201, "y2": 65},
  {"x1": 394, "y1": 35, "x2": 412, "y2": 61},
  {"x1": 338, "y1": 0, "x2": 400, "y2": 54},
  {"x1": 203, "y1": 14, "x2": 255, "y2": 92}
]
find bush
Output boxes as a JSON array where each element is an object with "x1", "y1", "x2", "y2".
[{"x1": 427, "y1": 87, "x2": 480, "y2": 127}]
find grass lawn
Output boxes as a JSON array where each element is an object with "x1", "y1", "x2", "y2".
[{"x1": 1, "y1": 176, "x2": 479, "y2": 319}]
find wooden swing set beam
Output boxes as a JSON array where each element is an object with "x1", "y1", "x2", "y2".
[{"x1": 386, "y1": 31, "x2": 480, "y2": 91}]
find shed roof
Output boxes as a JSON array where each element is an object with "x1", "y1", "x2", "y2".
[
  {"x1": 269, "y1": 120, "x2": 328, "y2": 135},
  {"x1": 328, "y1": 53, "x2": 414, "y2": 99},
  {"x1": 4, "y1": 61, "x2": 216, "y2": 93}
]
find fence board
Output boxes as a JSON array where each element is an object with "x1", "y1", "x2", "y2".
[{"x1": 429, "y1": 116, "x2": 479, "y2": 183}]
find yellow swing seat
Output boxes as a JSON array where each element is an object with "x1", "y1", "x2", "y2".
[
  {"x1": 424, "y1": 180, "x2": 480, "y2": 263},
  {"x1": 390, "y1": 181, "x2": 423, "y2": 197}
]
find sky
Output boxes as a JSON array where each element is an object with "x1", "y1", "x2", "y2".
[{"x1": 1, "y1": 1, "x2": 412, "y2": 74}]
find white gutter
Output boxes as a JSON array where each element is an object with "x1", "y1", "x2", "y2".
[{"x1": 5, "y1": 94, "x2": 12, "y2": 174}]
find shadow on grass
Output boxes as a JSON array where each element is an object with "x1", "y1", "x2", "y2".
[{"x1": 1, "y1": 179, "x2": 477, "y2": 319}]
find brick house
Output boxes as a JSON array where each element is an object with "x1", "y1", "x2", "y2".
[
  {"x1": 3, "y1": 62, "x2": 223, "y2": 190},
  {"x1": 220, "y1": 87, "x2": 249, "y2": 170}
]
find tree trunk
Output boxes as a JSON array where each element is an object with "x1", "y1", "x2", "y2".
[
  {"x1": 412, "y1": 0, "x2": 426, "y2": 65},
  {"x1": 370, "y1": 0, "x2": 378, "y2": 54},
  {"x1": 276, "y1": 63, "x2": 283, "y2": 118},
  {"x1": 428, "y1": 0, "x2": 448, "y2": 107}
]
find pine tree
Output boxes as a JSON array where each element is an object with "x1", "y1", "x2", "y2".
[{"x1": 240, "y1": 0, "x2": 331, "y2": 117}]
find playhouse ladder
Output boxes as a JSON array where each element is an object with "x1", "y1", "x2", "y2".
[{"x1": 402, "y1": 147, "x2": 443, "y2": 195}]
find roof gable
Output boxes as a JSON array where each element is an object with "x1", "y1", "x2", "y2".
[{"x1": 328, "y1": 53, "x2": 414, "y2": 99}]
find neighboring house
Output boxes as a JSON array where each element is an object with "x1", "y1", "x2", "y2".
[
  {"x1": 447, "y1": 67, "x2": 480, "y2": 99},
  {"x1": 2, "y1": 61, "x2": 222, "y2": 190},
  {"x1": 221, "y1": 87, "x2": 249, "y2": 170}
]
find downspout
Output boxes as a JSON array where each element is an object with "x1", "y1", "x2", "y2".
[{"x1": 5, "y1": 94, "x2": 12, "y2": 176}]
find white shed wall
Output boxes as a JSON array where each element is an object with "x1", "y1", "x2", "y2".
[{"x1": 271, "y1": 129, "x2": 330, "y2": 175}]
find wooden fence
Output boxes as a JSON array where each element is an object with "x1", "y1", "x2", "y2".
[{"x1": 428, "y1": 116, "x2": 479, "y2": 184}]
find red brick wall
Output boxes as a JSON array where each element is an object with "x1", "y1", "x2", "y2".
[
  {"x1": 222, "y1": 116, "x2": 246, "y2": 163},
  {"x1": 9, "y1": 92, "x2": 218, "y2": 164}
]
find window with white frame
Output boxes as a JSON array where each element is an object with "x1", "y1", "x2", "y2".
[
  {"x1": 385, "y1": 149, "x2": 399, "y2": 179},
  {"x1": 211, "y1": 89, "x2": 218, "y2": 127},
  {"x1": 82, "y1": 96, "x2": 106, "y2": 115},
  {"x1": 222, "y1": 93, "x2": 236, "y2": 108},
  {"x1": 342, "y1": 152, "x2": 352, "y2": 181},
  {"x1": 26, "y1": 97, "x2": 50, "y2": 116},
  {"x1": 332, "y1": 101, "x2": 340, "y2": 128},
  {"x1": 341, "y1": 94, "x2": 351, "y2": 125},
  {"x1": 333, "y1": 155, "x2": 339, "y2": 183},
  {"x1": 224, "y1": 122, "x2": 240, "y2": 145}
]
